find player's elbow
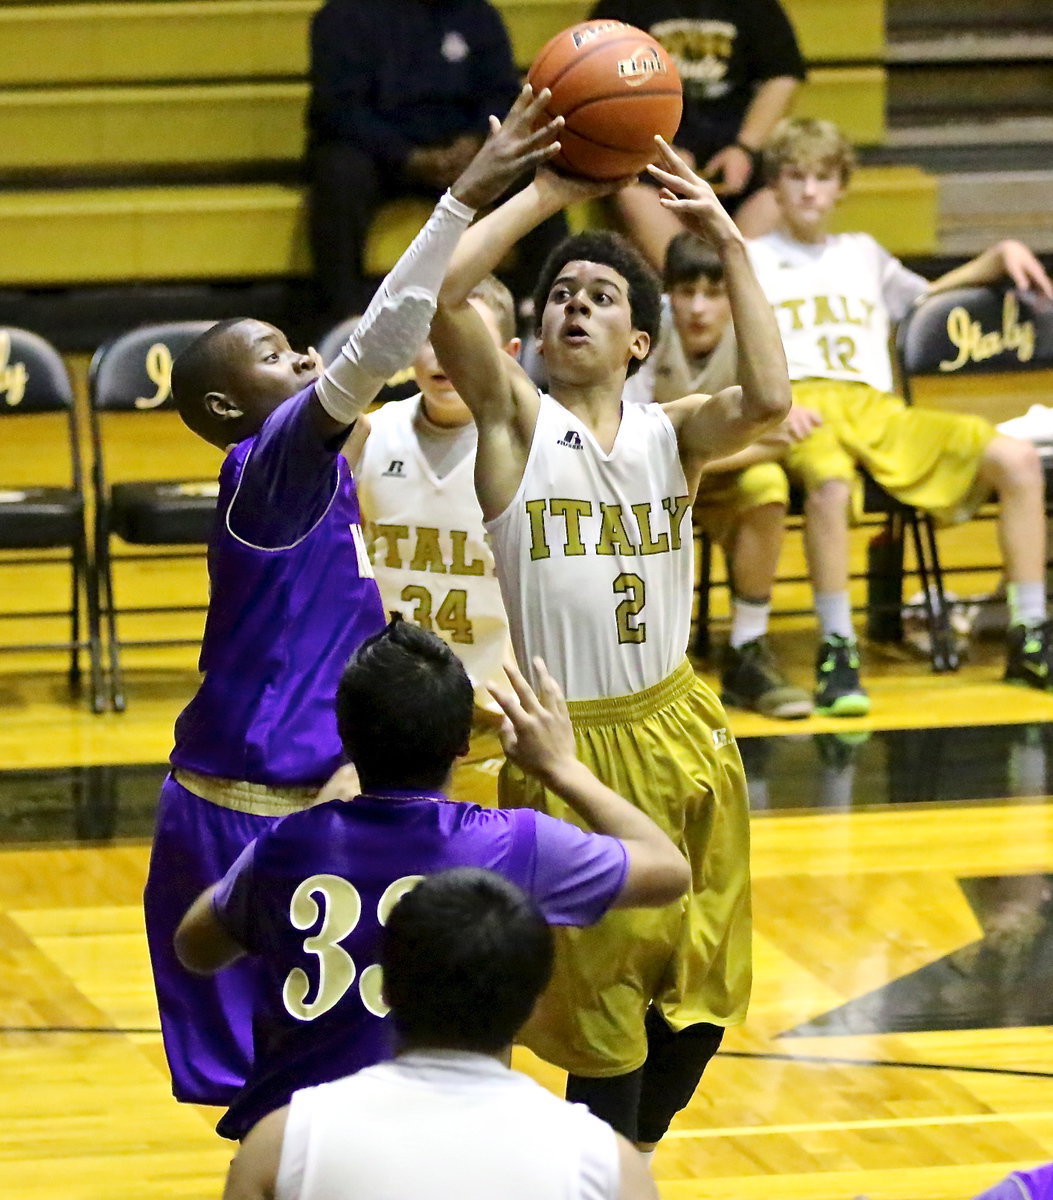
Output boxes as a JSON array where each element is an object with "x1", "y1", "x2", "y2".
[
  {"x1": 616, "y1": 846, "x2": 691, "y2": 908},
  {"x1": 751, "y1": 376, "x2": 793, "y2": 426},
  {"x1": 174, "y1": 912, "x2": 245, "y2": 976}
]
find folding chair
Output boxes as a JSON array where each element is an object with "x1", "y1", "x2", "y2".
[
  {"x1": 0, "y1": 327, "x2": 105, "y2": 711},
  {"x1": 891, "y1": 285, "x2": 1053, "y2": 669},
  {"x1": 89, "y1": 321, "x2": 216, "y2": 711}
]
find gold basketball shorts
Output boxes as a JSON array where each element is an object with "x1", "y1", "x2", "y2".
[
  {"x1": 784, "y1": 379, "x2": 996, "y2": 525},
  {"x1": 500, "y1": 659, "x2": 752, "y2": 1076},
  {"x1": 694, "y1": 461, "x2": 790, "y2": 543}
]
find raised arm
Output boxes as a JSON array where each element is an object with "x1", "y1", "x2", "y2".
[
  {"x1": 489, "y1": 660, "x2": 691, "y2": 907},
  {"x1": 432, "y1": 167, "x2": 617, "y2": 518},
  {"x1": 647, "y1": 138, "x2": 791, "y2": 490},
  {"x1": 310, "y1": 86, "x2": 563, "y2": 443}
]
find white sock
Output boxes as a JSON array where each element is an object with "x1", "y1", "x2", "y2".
[
  {"x1": 639, "y1": 1149, "x2": 656, "y2": 1166},
  {"x1": 1007, "y1": 581, "x2": 1046, "y2": 627},
  {"x1": 815, "y1": 591, "x2": 855, "y2": 641},
  {"x1": 729, "y1": 597, "x2": 770, "y2": 648}
]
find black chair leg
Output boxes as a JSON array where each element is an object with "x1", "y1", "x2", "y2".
[
  {"x1": 84, "y1": 544, "x2": 107, "y2": 714},
  {"x1": 908, "y1": 513, "x2": 959, "y2": 673},
  {"x1": 68, "y1": 539, "x2": 83, "y2": 690},
  {"x1": 693, "y1": 530, "x2": 712, "y2": 659},
  {"x1": 96, "y1": 518, "x2": 126, "y2": 712}
]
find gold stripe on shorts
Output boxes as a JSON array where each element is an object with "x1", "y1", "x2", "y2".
[
  {"x1": 566, "y1": 659, "x2": 697, "y2": 728},
  {"x1": 173, "y1": 768, "x2": 320, "y2": 816}
]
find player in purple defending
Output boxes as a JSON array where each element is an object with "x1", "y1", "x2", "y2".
[
  {"x1": 175, "y1": 619, "x2": 691, "y2": 1140},
  {"x1": 143, "y1": 87, "x2": 565, "y2": 1109}
]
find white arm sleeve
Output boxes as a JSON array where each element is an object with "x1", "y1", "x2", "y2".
[{"x1": 315, "y1": 189, "x2": 476, "y2": 426}]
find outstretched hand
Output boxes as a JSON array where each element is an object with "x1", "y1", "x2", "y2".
[
  {"x1": 488, "y1": 658, "x2": 578, "y2": 786},
  {"x1": 646, "y1": 135, "x2": 743, "y2": 248},
  {"x1": 451, "y1": 85, "x2": 564, "y2": 211}
]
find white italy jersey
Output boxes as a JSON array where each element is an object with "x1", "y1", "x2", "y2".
[
  {"x1": 356, "y1": 396, "x2": 510, "y2": 711},
  {"x1": 486, "y1": 392, "x2": 693, "y2": 702},
  {"x1": 748, "y1": 230, "x2": 928, "y2": 393}
]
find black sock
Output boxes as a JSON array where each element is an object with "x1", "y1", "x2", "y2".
[
  {"x1": 636, "y1": 1008, "x2": 724, "y2": 1145},
  {"x1": 565, "y1": 1066, "x2": 644, "y2": 1140}
]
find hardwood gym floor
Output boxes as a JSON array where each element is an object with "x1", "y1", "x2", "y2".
[
  {"x1": 3, "y1": 611, "x2": 1053, "y2": 1199},
  {"x1": 3, "y1": 376, "x2": 1053, "y2": 1198}
]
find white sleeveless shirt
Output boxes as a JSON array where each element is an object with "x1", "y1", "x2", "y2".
[
  {"x1": 356, "y1": 396, "x2": 511, "y2": 711},
  {"x1": 486, "y1": 393, "x2": 693, "y2": 701},
  {"x1": 275, "y1": 1051, "x2": 620, "y2": 1200}
]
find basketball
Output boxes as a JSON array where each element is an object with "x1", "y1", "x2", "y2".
[{"x1": 527, "y1": 20, "x2": 683, "y2": 181}]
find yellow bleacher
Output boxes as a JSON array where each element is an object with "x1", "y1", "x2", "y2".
[{"x1": 0, "y1": 0, "x2": 922, "y2": 287}]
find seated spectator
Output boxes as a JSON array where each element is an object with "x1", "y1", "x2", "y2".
[
  {"x1": 588, "y1": 0, "x2": 805, "y2": 268},
  {"x1": 220, "y1": 868, "x2": 659, "y2": 1199},
  {"x1": 626, "y1": 231, "x2": 810, "y2": 718},
  {"x1": 174, "y1": 620, "x2": 689, "y2": 1141},
  {"x1": 748, "y1": 117, "x2": 1053, "y2": 716},
  {"x1": 308, "y1": 0, "x2": 564, "y2": 323}
]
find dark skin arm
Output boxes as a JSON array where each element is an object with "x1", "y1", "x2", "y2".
[{"x1": 174, "y1": 884, "x2": 246, "y2": 975}]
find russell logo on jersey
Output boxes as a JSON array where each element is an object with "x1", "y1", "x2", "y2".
[{"x1": 556, "y1": 430, "x2": 584, "y2": 450}]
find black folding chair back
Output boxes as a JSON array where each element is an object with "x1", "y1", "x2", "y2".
[
  {"x1": 0, "y1": 327, "x2": 104, "y2": 709},
  {"x1": 890, "y1": 286, "x2": 1053, "y2": 669},
  {"x1": 89, "y1": 320, "x2": 216, "y2": 711}
]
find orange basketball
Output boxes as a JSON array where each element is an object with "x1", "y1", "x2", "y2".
[{"x1": 527, "y1": 20, "x2": 683, "y2": 181}]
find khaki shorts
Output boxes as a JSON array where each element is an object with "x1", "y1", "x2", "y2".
[
  {"x1": 694, "y1": 461, "x2": 790, "y2": 543},
  {"x1": 500, "y1": 660, "x2": 752, "y2": 1076},
  {"x1": 784, "y1": 379, "x2": 995, "y2": 525}
]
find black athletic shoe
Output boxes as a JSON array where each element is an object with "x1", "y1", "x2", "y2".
[
  {"x1": 814, "y1": 635, "x2": 870, "y2": 717},
  {"x1": 1005, "y1": 621, "x2": 1053, "y2": 690},
  {"x1": 721, "y1": 637, "x2": 813, "y2": 718}
]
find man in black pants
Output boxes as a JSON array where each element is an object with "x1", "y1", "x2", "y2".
[{"x1": 307, "y1": 0, "x2": 564, "y2": 324}]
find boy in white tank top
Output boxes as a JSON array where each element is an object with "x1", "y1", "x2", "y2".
[
  {"x1": 429, "y1": 132, "x2": 791, "y2": 1150},
  {"x1": 749, "y1": 117, "x2": 1053, "y2": 714},
  {"x1": 349, "y1": 275, "x2": 518, "y2": 717},
  {"x1": 223, "y1": 869, "x2": 657, "y2": 1200}
]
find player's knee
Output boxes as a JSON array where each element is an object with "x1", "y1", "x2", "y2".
[
  {"x1": 986, "y1": 434, "x2": 1043, "y2": 492},
  {"x1": 805, "y1": 477, "x2": 851, "y2": 515}
]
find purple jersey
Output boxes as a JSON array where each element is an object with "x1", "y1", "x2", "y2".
[
  {"x1": 210, "y1": 791, "x2": 628, "y2": 1139},
  {"x1": 171, "y1": 386, "x2": 385, "y2": 787}
]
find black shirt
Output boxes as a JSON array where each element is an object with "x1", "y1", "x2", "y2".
[
  {"x1": 309, "y1": 0, "x2": 521, "y2": 169},
  {"x1": 588, "y1": 0, "x2": 806, "y2": 154}
]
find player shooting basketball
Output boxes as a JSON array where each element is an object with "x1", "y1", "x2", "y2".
[{"x1": 428, "y1": 137, "x2": 790, "y2": 1149}]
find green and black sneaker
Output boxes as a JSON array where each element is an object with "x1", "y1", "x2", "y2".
[
  {"x1": 1005, "y1": 621, "x2": 1053, "y2": 690},
  {"x1": 814, "y1": 635, "x2": 870, "y2": 717},
  {"x1": 721, "y1": 637, "x2": 813, "y2": 719}
]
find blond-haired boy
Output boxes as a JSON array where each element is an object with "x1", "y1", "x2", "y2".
[{"x1": 750, "y1": 117, "x2": 1053, "y2": 715}]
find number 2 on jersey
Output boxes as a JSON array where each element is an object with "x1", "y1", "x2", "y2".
[{"x1": 613, "y1": 572, "x2": 646, "y2": 643}]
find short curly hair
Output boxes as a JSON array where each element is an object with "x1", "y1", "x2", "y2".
[{"x1": 532, "y1": 231, "x2": 661, "y2": 378}]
